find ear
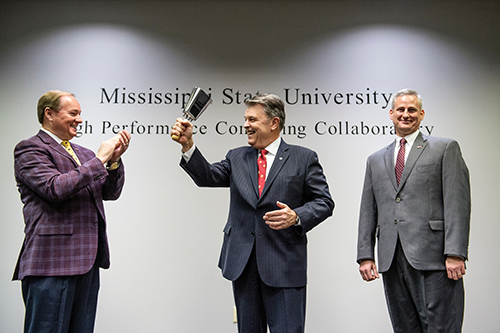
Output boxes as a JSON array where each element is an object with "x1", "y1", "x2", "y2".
[
  {"x1": 271, "y1": 117, "x2": 280, "y2": 131},
  {"x1": 44, "y1": 107, "x2": 53, "y2": 122},
  {"x1": 389, "y1": 109, "x2": 394, "y2": 121},
  {"x1": 420, "y1": 109, "x2": 425, "y2": 120}
]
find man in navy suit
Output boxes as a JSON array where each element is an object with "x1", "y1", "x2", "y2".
[
  {"x1": 172, "y1": 93, "x2": 334, "y2": 333},
  {"x1": 14, "y1": 90, "x2": 131, "y2": 333}
]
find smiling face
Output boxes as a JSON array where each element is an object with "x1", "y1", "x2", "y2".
[
  {"x1": 389, "y1": 94, "x2": 425, "y2": 137},
  {"x1": 243, "y1": 104, "x2": 280, "y2": 149},
  {"x1": 44, "y1": 95, "x2": 83, "y2": 140}
]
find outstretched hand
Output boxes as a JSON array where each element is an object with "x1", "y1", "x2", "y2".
[{"x1": 171, "y1": 118, "x2": 194, "y2": 152}]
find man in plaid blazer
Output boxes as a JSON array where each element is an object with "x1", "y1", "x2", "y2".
[{"x1": 13, "y1": 90, "x2": 131, "y2": 333}]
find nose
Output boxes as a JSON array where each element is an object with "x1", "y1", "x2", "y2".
[{"x1": 76, "y1": 115, "x2": 83, "y2": 123}]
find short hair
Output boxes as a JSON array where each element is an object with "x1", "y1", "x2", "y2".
[
  {"x1": 245, "y1": 93, "x2": 286, "y2": 131},
  {"x1": 37, "y1": 90, "x2": 74, "y2": 124},
  {"x1": 390, "y1": 89, "x2": 423, "y2": 111}
]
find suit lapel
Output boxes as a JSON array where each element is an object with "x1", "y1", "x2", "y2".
[
  {"x1": 398, "y1": 132, "x2": 427, "y2": 188},
  {"x1": 245, "y1": 147, "x2": 260, "y2": 198},
  {"x1": 38, "y1": 130, "x2": 79, "y2": 167},
  {"x1": 38, "y1": 130, "x2": 102, "y2": 202},
  {"x1": 384, "y1": 141, "x2": 398, "y2": 190},
  {"x1": 260, "y1": 140, "x2": 290, "y2": 199}
]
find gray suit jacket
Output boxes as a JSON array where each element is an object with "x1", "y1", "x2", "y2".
[
  {"x1": 357, "y1": 132, "x2": 470, "y2": 272},
  {"x1": 181, "y1": 140, "x2": 334, "y2": 288}
]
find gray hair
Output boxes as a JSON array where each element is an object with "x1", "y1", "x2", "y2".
[
  {"x1": 391, "y1": 89, "x2": 423, "y2": 111},
  {"x1": 245, "y1": 93, "x2": 285, "y2": 131}
]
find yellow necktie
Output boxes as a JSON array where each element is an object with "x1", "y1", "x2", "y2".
[{"x1": 61, "y1": 140, "x2": 81, "y2": 165}]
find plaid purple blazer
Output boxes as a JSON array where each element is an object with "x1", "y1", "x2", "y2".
[{"x1": 13, "y1": 130, "x2": 125, "y2": 280}]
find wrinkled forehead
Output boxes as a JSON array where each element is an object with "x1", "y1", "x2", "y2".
[
  {"x1": 392, "y1": 93, "x2": 422, "y2": 110},
  {"x1": 394, "y1": 94, "x2": 419, "y2": 108},
  {"x1": 244, "y1": 103, "x2": 267, "y2": 118}
]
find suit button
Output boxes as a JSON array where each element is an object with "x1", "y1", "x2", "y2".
[
  {"x1": 395, "y1": 197, "x2": 401, "y2": 203},
  {"x1": 251, "y1": 232, "x2": 255, "y2": 237},
  {"x1": 94, "y1": 221, "x2": 98, "y2": 226}
]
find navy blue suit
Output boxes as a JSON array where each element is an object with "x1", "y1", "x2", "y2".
[{"x1": 181, "y1": 139, "x2": 333, "y2": 332}]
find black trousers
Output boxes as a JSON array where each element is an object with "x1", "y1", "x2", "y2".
[
  {"x1": 22, "y1": 261, "x2": 100, "y2": 333},
  {"x1": 383, "y1": 239, "x2": 464, "y2": 333},
  {"x1": 232, "y1": 246, "x2": 307, "y2": 333}
]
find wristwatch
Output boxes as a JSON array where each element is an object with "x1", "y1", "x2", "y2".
[{"x1": 106, "y1": 161, "x2": 119, "y2": 170}]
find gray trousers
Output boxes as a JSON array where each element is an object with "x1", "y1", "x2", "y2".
[{"x1": 383, "y1": 239, "x2": 464, "y2": 333}]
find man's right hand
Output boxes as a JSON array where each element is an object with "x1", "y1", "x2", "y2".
[
  {"x1": 172, "y1": 118, "x2": 194, "y2": 153},
  {"x1": 359, "y1": 259, "x2": 380, "y2": 282}
]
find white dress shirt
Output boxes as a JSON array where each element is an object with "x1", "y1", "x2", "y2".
[{"x1": 393, "y1": 130, "x2": 420, "y2": 165}]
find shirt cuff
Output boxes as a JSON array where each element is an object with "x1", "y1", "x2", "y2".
[
  {"x1": 182, "y1": 143, "x2": 196, "y2": 162},
  {"x1": 295, "y1": 215, "x2": 302, "y2": 226}
]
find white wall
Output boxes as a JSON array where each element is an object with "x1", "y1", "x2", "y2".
[{"x1": 1, "y1": 1, "x2": 499, "y2": 332}]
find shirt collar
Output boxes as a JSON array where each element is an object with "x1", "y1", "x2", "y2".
[
  {"x1": 41, "y1": 127, "x2": 65, "y2": 144},
  {"x1": 396, "y1": 130, "x2": 420, "y2": 148},
  {"x1": 262, "y1": 137, "x2": 281, "y2": 156}
]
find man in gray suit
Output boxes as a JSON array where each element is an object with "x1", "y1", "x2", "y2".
[
  {"x1": 357, "y1": 89, "x2": 470, "y2": 332},
  {"x1": 172, "y1": 93, "x2": 334, "y2": 333}
]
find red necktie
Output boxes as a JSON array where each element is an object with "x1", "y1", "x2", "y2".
[
  {"x1": 395, "y1": 138, "x2": 406, "y2": 185},
  {"x1": 258, "y1": 149, "x2": 268, "y2": 196}
]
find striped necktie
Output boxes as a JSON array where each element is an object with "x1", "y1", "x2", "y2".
[{"x1": 395, "y1": 138, "x2": 406, "y2": 185}]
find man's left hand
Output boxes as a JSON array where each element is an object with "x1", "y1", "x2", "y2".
[
  {"x1": 263, "y1": 201, "x2": 297, "y2": 230},
  {"x1": 110, "y1": 130, "x2": 131, "y2": 162},
  {"x1": 446, "y1": 256, "x2": 466, "y2": 280}
]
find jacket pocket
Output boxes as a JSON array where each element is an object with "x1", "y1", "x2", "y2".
[
  {"x1": 36, "y1": 224, "x2": 74, "y2": 235},
  {"x1": 429, "y1": 220, "x2": 444, "y2": 231},
  {"x1": 285, "y1": 230, "x2": 307, "y2": 244}
]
